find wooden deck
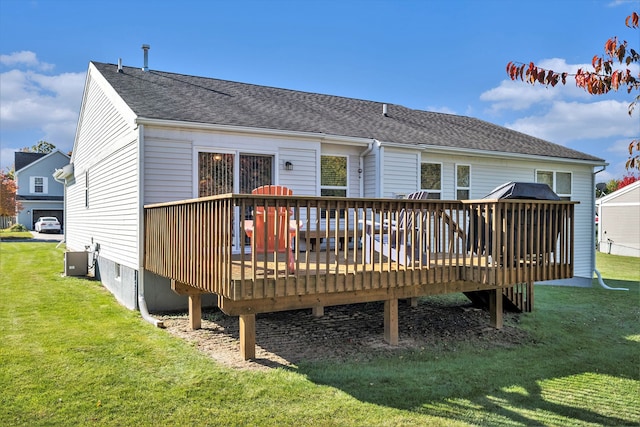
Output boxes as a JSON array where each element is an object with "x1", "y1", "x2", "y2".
[{"x1": 144, "y1": 194, "x2": 576, "y2": 359}]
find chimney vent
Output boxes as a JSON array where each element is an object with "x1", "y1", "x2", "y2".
[
  {"x1": 382, "y1": 103, "x2": 388, "y2": 117},
  {"x1": 117, "y1": 58, "x2": 123, "y2": 73},
  {"x1": 141, "y1": 44, "x2": 150, "y2": 72}
]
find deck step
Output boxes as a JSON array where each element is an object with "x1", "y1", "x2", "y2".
[{"x1": 463, "y1": 288, "x2": 527, "y2": 313}]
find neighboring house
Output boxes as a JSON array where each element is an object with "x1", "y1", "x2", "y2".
[
  {"x1": 57, "y1": 60, "x2": 606, "y2": 311},
  {"x1": 15, "y1": 150, "x2": 70, "y2": 230},
  {"x1": 596, "y1": 181, "x2": 640, "y2": 257}
]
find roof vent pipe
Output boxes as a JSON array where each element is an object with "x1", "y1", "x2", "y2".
[
  {"x1": 141, "y1": 44, "x2": 150, "y2": 72},
  {"x1": 382, "y1": 103, "x2": 388, "y2": 117},
  {"x1": 117, "y1": 58, "x2": 123, "y2": 73}
]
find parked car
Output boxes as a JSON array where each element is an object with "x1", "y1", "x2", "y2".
[{"x1": 34, "y1": 217, "x2": 61, "y2": 234}]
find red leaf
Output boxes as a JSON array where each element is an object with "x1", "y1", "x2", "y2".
[
  {"x1": 611, "y1": 71, "x2": 620, "y2": 90},
  {"x1": 618, "y1": 43, "x2": 626, "y2": 63},
  {"x1": 546, "y1": 70, "x2": 555, "y2": 85},
  {"x1": 605, "y1": 38, "x2": 617, "y2": 56}
]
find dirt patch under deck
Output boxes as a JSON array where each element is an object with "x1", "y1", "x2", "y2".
[{"x1": 158, "y1": 297, "x2": 532, "y2": 371}]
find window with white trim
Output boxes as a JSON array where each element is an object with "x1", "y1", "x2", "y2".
[
  {"x1": 456, "y1": 164, "x2": 470, "y2": 200},
  {"x1": 420, "y1": 162, "x2": 442, "y2": 199},
  {"x1": 536, "y1": 170, "x2": 572, "y2": 200},
  {"x1": 321, "y1": 155, "x2": 347, "y2": 218},
  {"x1": 30, "y1": 176, "x2": 48, "y2": 194}
]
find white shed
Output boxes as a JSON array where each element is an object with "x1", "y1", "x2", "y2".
[{"x1": 596, "y1": 180, "x2": 640, "y2": 257}]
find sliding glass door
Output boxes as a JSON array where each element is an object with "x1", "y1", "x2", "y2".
[{"x1": 199, "y1": 152, "x2": 274, "y2": 250}]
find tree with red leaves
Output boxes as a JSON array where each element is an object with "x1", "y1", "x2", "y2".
[
  {"x1": 0, "y1": 171, "x2": 22, "y2": 219},
  {"x1": 507, "y1": 11, "x2": 639, "y2": 170},
  {"x1": 617, "y1": 173, "x2": 639, "y2": 190}
]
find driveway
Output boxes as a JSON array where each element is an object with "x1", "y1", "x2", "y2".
[{"x1": 30, "y1": 231, "x2": 64, "y2": 242}]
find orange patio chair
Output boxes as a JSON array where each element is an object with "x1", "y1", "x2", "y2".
[{"x1": 244, "y1": 185, "x2": 296, "y2": 273}]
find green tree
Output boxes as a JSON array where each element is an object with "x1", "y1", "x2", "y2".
[{"x1": 21, "y1": 140, "x2": 56, "y2": 154}]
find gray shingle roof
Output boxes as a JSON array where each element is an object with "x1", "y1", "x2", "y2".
[{"x1": 93, "y1": 61, "x2": 604, "y2": 163}]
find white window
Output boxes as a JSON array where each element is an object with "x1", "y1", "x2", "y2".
[
  {"x1": 321, "y1": 155, "x2": 348, "y2": 218},
  {"x1": 30, "y1": 176, "x2": 48, "y2": 194},
  {"x1": 456, "y1": 164, "x2": 470, "y2": 200},
  {"x1": 420, "y1": 162, "x2": 442, "y2": 199},
  {"x1": 536, "y1": 170, "x2": 572, "y2": 200}
]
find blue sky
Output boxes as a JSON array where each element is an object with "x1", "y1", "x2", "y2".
[{"x1": 1, "y1": 0, "x2": 638, "y2": 182}]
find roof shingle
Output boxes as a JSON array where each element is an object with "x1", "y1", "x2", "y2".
[{"x1": 93, "y1": 61, "x2": 604, "y2": 163}]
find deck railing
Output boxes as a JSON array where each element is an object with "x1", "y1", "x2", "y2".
[{"x1": 144, "y1": 195, "x2": 575, "y2": 302}]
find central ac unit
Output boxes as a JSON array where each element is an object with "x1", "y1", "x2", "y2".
[{"x1": 65, "y1": 251, "x2": 88, "y2": 276}]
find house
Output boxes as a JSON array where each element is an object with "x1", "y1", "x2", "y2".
[
  {"x1": 596, "y1": 180, "x2": 640, "y2": 257},
  {"x1": 58, "y1": 59, "x2": 605, "y2": 315},
  {"x1": 15, "y1": 150, "x2": 70, "y2": 230}
]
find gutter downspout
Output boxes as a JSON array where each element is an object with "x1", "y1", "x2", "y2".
[
  {"x1": 374, "y1": 139, "x2": 382, "y2": 197},
  {"x1": 137, "y1": 123, "x2": 165, "y2": 326},
  {"x1": 359, "y1": 142, "x2": 374, "y2": 197},
  {"x1": 592, "y1": 165, "x2": 626, "y2": 291},
  {"x1": 52, "y1": 171, "x2": 67, "y2": 246}
]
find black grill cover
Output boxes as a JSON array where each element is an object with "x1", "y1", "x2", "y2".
[{"x1": 483, "y1": 182, "x2": 560, "y2": 200}]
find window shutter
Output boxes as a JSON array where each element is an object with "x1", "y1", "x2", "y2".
[
  {"x1": 30, "y1": 176, "x2": 35, "y2": 193},
  {"x1": 42, "y1": 177, "x2": 48, "y2": 194}
]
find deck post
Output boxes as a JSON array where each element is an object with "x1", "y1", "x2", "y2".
[
  {"x1": 409, "y1": 297, "x2": 418, "y2": 307},
  {"x1": 384, "y1": 298, "x2": 399, "y2": 345},
  {"x1": 312, "y1": 306, "x2": 324, "y2": 317},
  {"x1": 188, "y1": 294, "x2": 202, "y2": 330},
  {"x1": 239, "y1": 314, "x2": 256, "y2": 360},
  {"x1": 490, "y1": 288, "x2": 503, "y2": 329}
]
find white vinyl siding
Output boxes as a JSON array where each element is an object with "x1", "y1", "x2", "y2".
[
  {"x1": 279, "y1": 148, "x2": 316, "y2": 195},
  {"x1": 66, "y1": 65, "x2": 139, "y2": 268},
  {"x1": 383, "y1": 148, "x2": 419, "y2": 198},
  {"x1": 144, "y1": 137, "x2": 193, "y2": 204}
]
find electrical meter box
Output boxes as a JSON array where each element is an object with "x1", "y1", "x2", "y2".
[{"x1": 65, "y1": 251, "x2": 88, "y2": 276}]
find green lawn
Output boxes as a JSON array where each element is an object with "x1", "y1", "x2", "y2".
[
  {"x1": 0, "y1": 228, "x2": 32, "y2": 240},
  {"x1": 1, "y1": 243, "x2": 638, "y2": 426}
]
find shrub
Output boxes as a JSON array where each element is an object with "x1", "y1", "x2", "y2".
[{"x1": 9, "y1": 223, "x2": 28, "y2": 232}]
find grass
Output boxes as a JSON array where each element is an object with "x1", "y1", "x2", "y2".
[
  {"x1": 0, "y1": 228, "x2": 33, "y2": 240},
  {"x1": 1, "y1": 242, "x2": 638, "y2": 426}
]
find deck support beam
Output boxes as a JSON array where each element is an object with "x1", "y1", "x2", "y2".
[
  {"x1": 490, "y1": 288, "x2": 503, "y2": 329},
  {"x1": 239, "y1": 314, "x2": 256, "y2": 360},
  {"x1": 384, "y1": 298, "x2": 399, "y2": 345},
  {"x1": 189, "y1": 294, "x2": 202, "y2": 330},
  {"x1": 171, "y1": 280, "x2": 206, "y2": 330}
]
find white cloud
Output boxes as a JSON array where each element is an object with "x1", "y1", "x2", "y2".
[
  {"x1": 0, "y1": 52, "x2": 84, "y2": 170},
  {"x1": 480, "y1": 80, "x2": 560, "y2": 111},
  {"x1": 505, "y1": 100, "x2": 636, "y2": 144},
  {"x1": 0, "y1": 68, "x2": 84, "y2": 139},
  {"x1": 0, "y1": 51, "x2": 54, "y2": 71}
]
